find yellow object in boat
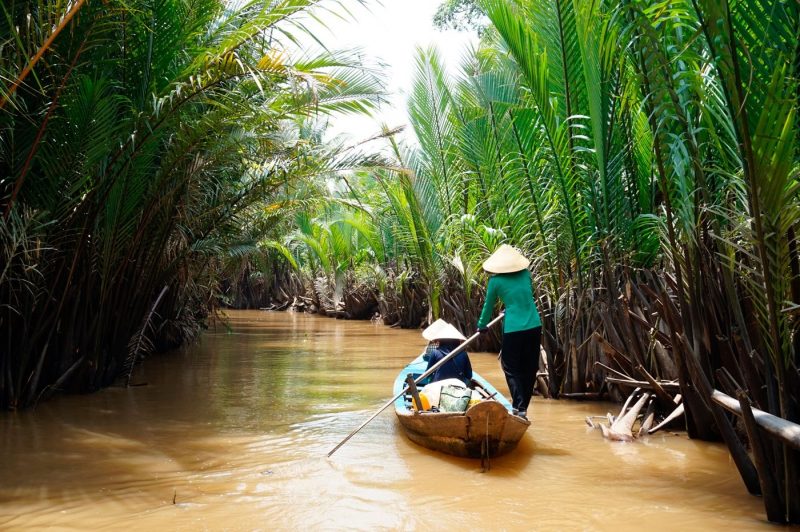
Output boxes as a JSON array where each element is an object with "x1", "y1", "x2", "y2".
[
  {"x1": 468, "y1": 389, "x2": 483, "y2": 408},
  {"x1": 412, "y1": 392, "x2": 431, "y2": 411}
]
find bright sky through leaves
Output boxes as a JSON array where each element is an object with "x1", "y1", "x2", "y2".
[{"x1": 311, "y1": 1, "x2": 477, "y2": 142}]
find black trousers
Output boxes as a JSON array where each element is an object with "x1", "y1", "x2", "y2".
[{"x1": 501, "y1": 326, "x2": 542, "y2": 412}]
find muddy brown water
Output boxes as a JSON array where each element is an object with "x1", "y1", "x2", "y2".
[{"x1": 0, "y1": 311, "x2": 768, "y2": 530}]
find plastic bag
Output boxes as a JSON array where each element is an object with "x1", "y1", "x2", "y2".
[{"x1": 438, "y1": 384, "x2": 471, "y2": 412}]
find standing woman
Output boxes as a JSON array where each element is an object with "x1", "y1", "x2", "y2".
[{"x1": 477, "y1": 245, "x2": 541, "y2": 420}]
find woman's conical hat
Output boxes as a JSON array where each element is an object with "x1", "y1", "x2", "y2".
[
  {"x1": 482, "y1": 244, "x2": 530, "y2": 273},
  {"x1": 422, "y1": 319, "x2": 467, "y2": 342}
]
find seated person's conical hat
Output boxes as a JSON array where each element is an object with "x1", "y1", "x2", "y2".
[
  {"x1": 482, "y1": 244, "x2": 530, "y2": 274},
  {"x1": 422, "y1": 319, "x2": 467, "y2": 342}
]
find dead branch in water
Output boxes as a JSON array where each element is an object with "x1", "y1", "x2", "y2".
[{"x1": 599, "y1": 391, "x2": 651, "y2": 441}]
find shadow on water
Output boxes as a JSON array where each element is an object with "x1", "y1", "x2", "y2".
[
  {"x1": 526, "y1": 436, "x2": 572, "y2": 457},
  {"x1": 391, "y1": 428, "x2": 549, "y2": 476}
]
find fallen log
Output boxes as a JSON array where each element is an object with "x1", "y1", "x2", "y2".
[
  {"x1": 710, "y1": 390, "x2": 800, "y2": 451},
  {"x1": 606, "y1": 376, "x2": 680, "y2": 391}
]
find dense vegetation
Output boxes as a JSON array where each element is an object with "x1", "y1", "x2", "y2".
[
  {"x1": 0, "y1": 0, "x2": 383, "y2": 408},
  {"x1": 2, "y1": 0, "x2": 799, "y2": 524},
  {"x1": 261, "y1": 0, "x2": 800, "y2": 522}
]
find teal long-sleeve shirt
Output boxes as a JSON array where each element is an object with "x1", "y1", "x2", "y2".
[{"x1": 477, "y1": 269, "x2": 541, "y2": 333}]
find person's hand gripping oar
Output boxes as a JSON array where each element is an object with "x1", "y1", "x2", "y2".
[{"x1": 327, "y1": 313, "x2": 504, "y2": 457}]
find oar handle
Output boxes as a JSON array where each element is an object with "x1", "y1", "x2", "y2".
[{"x1": 327, "y1": 313, "x2": 504, "y2": 458}]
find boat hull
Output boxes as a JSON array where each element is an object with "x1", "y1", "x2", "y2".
[
  {"x1": 393, "y1": 355, "x2": 530, "y2": 458},
  {"x1": 396, "y1": 400, "x2": 529, "y2": 458}
]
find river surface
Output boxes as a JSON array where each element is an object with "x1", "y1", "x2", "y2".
[{"x1": 0, "y1": 311, "x2": 767, "y2": 530}]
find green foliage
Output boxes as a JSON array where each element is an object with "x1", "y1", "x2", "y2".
[
  {"x1": 0, "y1": 0, "x2": 383, "y2": 408},
  {"x1": 433, "y1": 0, "x2": 486, "y2": 34},
  {"x1": 272, "y1": 2, "x2": 799, "y2": 483}
]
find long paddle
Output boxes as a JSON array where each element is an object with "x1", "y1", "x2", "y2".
[{"x1": 327, "y1": 312, "x2": 505, "y2": 457}]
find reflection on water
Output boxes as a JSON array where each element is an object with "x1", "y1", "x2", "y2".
[{"x1": 0, "y1": 311, "x2": 767, "y2": 530}]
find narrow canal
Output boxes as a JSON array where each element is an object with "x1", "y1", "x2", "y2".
[{"x1": 0, "y1": 311, "x2": 766, "y2": 530}]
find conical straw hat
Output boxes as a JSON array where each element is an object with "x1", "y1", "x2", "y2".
[
  {"x1": 482, "y1": 244, "x2": 530, "y2": 274},
  {"x1": 422, "y1": 319, "x2": 467, "y2": 342}
]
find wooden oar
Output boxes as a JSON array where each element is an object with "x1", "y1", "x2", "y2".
[{"x1": 327, "y1": 312, "x2": 505, "y2": 457}]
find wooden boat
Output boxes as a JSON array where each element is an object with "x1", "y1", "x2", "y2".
[{"x1": 393, "y1": 354, "x2": 530, "y2": 458}]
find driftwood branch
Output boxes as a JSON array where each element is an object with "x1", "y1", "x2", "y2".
[{"x1": 600, "y1": 392, "x2": 650, "y2": 441}]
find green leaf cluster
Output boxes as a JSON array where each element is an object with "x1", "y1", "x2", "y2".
[{"x1": 0, "y1": 0, "x2": 384, "y2": 408}]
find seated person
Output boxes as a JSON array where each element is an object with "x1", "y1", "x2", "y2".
[{"x1": 422, "y1": 319, "x2": 473, "y2": 385}]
